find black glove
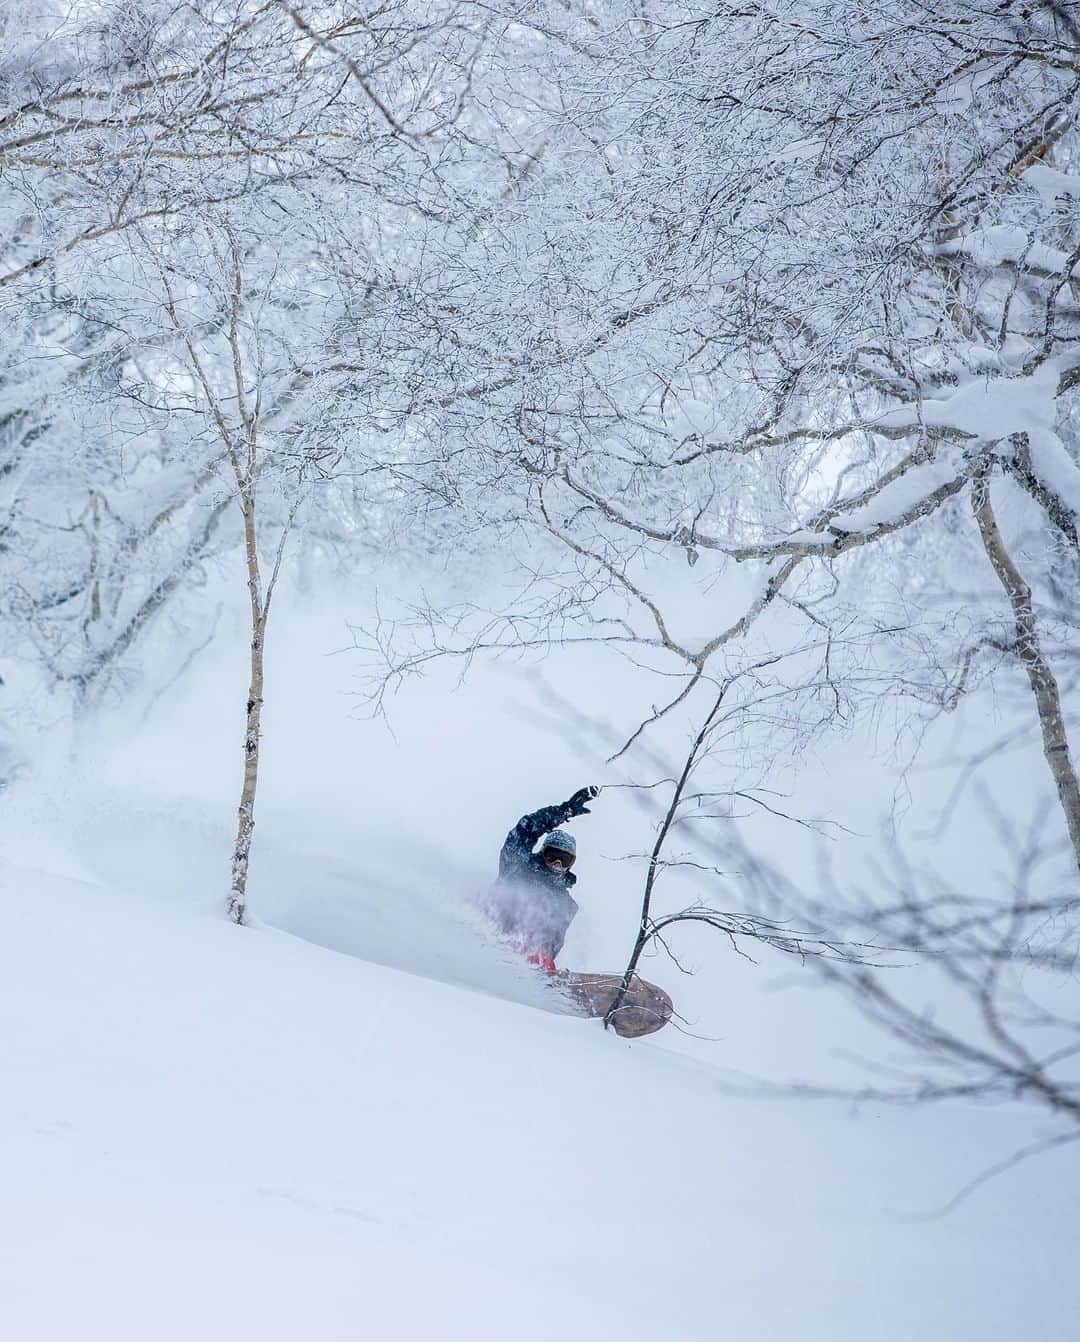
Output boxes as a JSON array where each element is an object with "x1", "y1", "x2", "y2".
[{"x1": 565, "y1": 785, "x2": 600, "y2": 817}]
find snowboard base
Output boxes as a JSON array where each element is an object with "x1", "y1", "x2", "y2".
[{"x1": 554, "y1": 971, "x2": 673, "y2": 1039}]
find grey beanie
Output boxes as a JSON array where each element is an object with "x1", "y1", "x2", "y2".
[{"x1": 541, "y1": 828, "x2": 576, "y2": 858}]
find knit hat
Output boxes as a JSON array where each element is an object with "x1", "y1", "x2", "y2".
[{"x1": 541, "y1": 828, "x2": 576, "y2": 859}]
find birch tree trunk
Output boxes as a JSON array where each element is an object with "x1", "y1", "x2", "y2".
[
  {"x1": 227, "y1": 492, "x2": 265, "y2": 925},
  {"x1": 971, "y1": 465, "x2": 1080, "y2": 871}
]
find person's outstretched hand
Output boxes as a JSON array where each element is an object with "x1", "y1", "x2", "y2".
[{"x1": 566, "y1": 785, "x2": 601, "y2": 817}]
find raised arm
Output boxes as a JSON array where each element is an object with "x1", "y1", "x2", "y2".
[{"x1": 498, "y1": 788, "x2": 599, "y2": 878}]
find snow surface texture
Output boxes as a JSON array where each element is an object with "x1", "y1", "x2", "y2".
[{"x1": 1, "y1": 593, "x2": 1077, "y2": 1341}]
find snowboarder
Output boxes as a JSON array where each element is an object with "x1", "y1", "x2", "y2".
[{"x1": 487, "y1": 786, "x2": 601, "y2": 972}]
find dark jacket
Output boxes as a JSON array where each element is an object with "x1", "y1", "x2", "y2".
[{"x1": 487, "y1": 801, "x2": 580, "y2": 961}]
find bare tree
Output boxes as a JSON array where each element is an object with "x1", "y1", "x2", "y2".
[
  {"x1": 152, "y1": 228, "x2": 310, "y2": 923},
  {"x1": 601, "y1": 666, "x2": 886, "y2": 1028}
]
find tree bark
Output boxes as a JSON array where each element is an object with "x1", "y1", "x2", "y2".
[
  {"x1": 972, "y1": 466, "x2": 1080, "y2": 871},
  {"x1": 227, "y1": 492, "x2": 265, "y2": 925}
]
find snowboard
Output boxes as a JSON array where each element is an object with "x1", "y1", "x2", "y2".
[{"x1": 555, "y1": 970, "x2": 673, "y2": 1039}]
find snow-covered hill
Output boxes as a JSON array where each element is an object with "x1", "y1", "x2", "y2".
[
  {"x1": 1, "y1": 594, "x2": 1076, "y2": 1341},
  {"x1": 1, "y1": 804, "x2": 1075, "y2": 1340}
]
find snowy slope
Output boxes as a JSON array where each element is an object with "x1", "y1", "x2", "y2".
[
  {"x1": 2, "y1": 592, "x2": 1077, "y2": 1341},
  {"x1": 2, "y1": 829, "x2": 1076, "y2": 1342}
]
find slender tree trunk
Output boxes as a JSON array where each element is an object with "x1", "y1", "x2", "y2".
[
  {"x1": 972, "y1": 466, "x2": 1080, "y2": 870},
  {"x1": 227, "y1": 492, "x2": 265, "y2": 925},
  {"x1": 606, "y1": 680, "x2": 733, "y2": 1026}
]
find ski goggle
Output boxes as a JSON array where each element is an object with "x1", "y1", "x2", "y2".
[{"x1": 542, "y1": 847, "x2": 576, "y2": 869}]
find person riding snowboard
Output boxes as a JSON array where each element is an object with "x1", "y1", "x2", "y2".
[{"x1": 488, "y1": 786, "x2": 601, "y2": 972}]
